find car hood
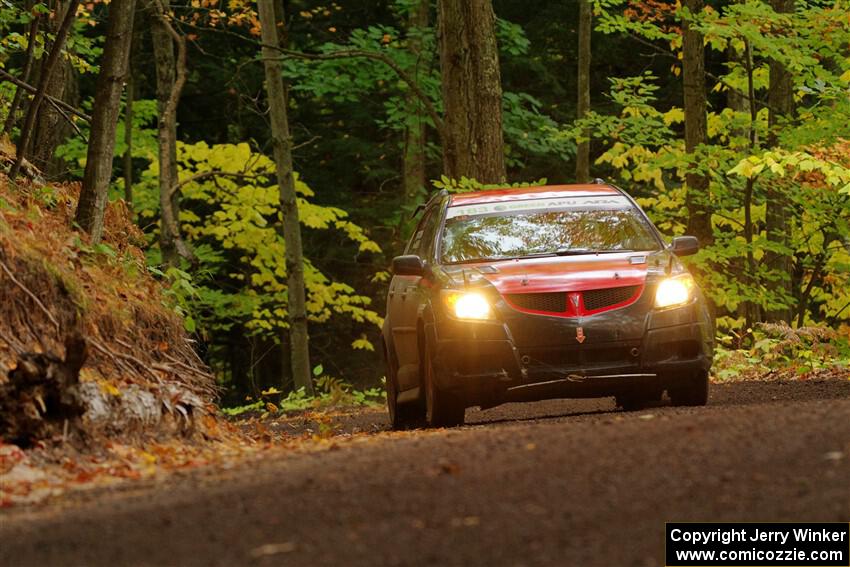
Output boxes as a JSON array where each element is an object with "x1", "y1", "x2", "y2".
[{"x1": 444, "y1": 252, "x2": 663, "y2": 295}]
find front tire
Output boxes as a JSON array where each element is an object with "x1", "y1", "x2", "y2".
[
  {"x1": 384, "y1": 345, "x2": 424, "y2": 430},
  {"x1": 669, "y1": 370, "x2": 709, "y2": 407},
  {"x1": 423, "y1": 345, "x2": 465, "y2": 428}
]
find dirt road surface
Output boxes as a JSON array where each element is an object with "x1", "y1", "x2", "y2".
[{"x1": 2, "y1": 380, "x2": 849, "y2": 567}]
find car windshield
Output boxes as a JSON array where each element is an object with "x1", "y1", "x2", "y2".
[{"x1": 440, "y1": 195, "x2": 660, "y2": 264}]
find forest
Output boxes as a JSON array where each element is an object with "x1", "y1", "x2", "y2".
[{"x1": 1, "y1": 0, "x2": 849, "y2": 407}]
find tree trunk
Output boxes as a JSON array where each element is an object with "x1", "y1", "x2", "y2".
[
  {"x1": 575, "y1": 0, "x2": 591, "y2": 184},
  {"x1": 123, "y1": 71, "x2": 134, "y2": 205},
  {"x1": 75, "y1": 0, "x2": 135, "y2": 242},
  {"x1": 258, "y1": 0, "x2": 314, "y2": 396},
  {"x1": 764, "y1": 0, "x2": 795, "y2": 323},
  {"x1": 148, "y1": 0, "x2": 187, "y2": 267},
  {"x1": 681, "y1": 0, "x2": 712, "y2": 244},
  {"x1": 742, "y1": 39, "x2": 760, "y2": 328},
  {"x1": 29, "y1": 1, "x2": 80, "y2": 179},
  {"x1": 30, "y1": 59, "x2": 78, "y2": 179},
  {"x1": 437, "y1": 0, "x2": 505, "y2": 184},
  {"x1": 10, "y1": 0, "x2": 79, "y2": 180},
  {"x1": 123, "y1": 21, "x2": 140, "y2": 207},
  {"x1": 403, "y1": 0, "x2": 429, "y2": 213},
  {"x1": 1, "y1": 1, "x2": 41, "y2": 137}
]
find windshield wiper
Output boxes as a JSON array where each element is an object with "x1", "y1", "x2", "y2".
[
  {"x1": 445, "y1": 248, "x2": 656, "y2": 265},
  {"x1": 506, "y1": 249, "x2": 615, "y2": 260},
  {"x1": 554, "y1": 248, "x2": 594, "y2": 256},
  {"x1": 518, "y1": 248, "x2": 645, "y2": 258}
]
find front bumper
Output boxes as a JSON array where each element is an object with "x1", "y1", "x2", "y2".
[{"x1": 428, "y1": 303, "x2": 713, "y2": 406}]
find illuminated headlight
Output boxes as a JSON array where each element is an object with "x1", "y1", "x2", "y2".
[
  {"x1": 654, "y1": 275, "x2": 695, "y2": 309},
  {"x1": 444, "y1": 291, "x2": 492, "y2": 320}
]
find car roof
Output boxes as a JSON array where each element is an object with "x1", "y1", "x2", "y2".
[{"x1": 447, "y1": 183, "x2": 622, "y2": 206}]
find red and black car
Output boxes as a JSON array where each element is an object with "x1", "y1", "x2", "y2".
[{"x1": 382, "y1": 182, "x2": 714, "y2": 428}]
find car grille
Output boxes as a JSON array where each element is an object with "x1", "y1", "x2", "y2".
[
  {"x1": 583, "y1": 285, "x2": 639, "y2": 311},
  {"x1": 505, "y1": 285, "x2": 640, "y2": 315},
  {"x1": 504, "y1": 292, "x2": 566, "y2": 313}
]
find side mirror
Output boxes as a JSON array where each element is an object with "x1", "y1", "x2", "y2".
[
  {"x1": 671, "y1": 236, "x2": 699, "y2": 257},
  {"x1": 392, "y1": 255, "x2": 427, "y2": 276}
]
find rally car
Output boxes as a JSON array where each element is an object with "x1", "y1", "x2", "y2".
[{"x1": 382, "y1": 182, "x2": 714, "y2": 428}]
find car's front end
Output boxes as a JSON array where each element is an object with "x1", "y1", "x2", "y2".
[{"x1": 425, "y1": 252, "x2": 714, "y2": 409}]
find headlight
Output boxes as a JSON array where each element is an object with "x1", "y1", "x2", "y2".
[
  {"x1": 444, "y1": 291, "x2": 492, "y2": 320},
  {"x1": 654, "y1": 275, "x2": 695, "y2": 309}
]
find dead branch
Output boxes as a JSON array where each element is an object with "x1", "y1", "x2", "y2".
[
  {"x1": 160, "y1": 351, "x2": 213, "y2": 378},
  {"x1": 0, "y1": 69, "x2": 92, "y2": 122},
  {"x1": 0, "y1": 258, "x2": 60, "y2": 329},
  {"x1": 89, "y1": 338, "x2": 164, "y2": 385},
  {"x1": 45, "y1": 97, "x2": 88, "y2": 143}
]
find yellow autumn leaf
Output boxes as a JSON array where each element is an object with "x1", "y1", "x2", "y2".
[
  {"x1": 351, "y1": 336, "x2": 375, "y2": 351},
  {"x1": 98, "y1": 380, "x2": 121, "y2": 397},
  {"x1": 663, "y1": 107, "x2": 685, "y2": 126}
]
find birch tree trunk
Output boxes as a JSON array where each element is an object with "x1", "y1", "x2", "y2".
[
  {"x1": 257, "y1": 0, "x2": 314, "y2": 396},
  {"x1": 74, "y1": 0, "x2": 135, "y2": 242},
  {"x1": 681, "y1": 0, "x2": 712, "y2": 244},
  {"x1": 575, "y1": 0, "x2": 591, "y2": 184},
  {"x1": 437, "y1": 0, "x2": 505, "y2": 184}
]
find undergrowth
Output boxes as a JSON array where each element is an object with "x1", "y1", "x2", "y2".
[
  {"x1": 223, "y1": 375, "x2": 385, "y2": 417},
  {"x1": 713, "y1": 323, "x2": 850, "y2": 381}
]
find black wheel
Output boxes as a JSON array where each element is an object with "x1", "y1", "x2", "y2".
[
  {"x1": 423, "y1": 345, "x2": 465, "y2": 428},
  {"x1": 669, "y1": 370, "x2": 709, "y2": 407},
  {"x1": 384, "y1": 345, "x2": 425, "y2": 430}
]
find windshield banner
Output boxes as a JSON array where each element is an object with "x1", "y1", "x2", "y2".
[{"x1": 446, "y1": 195, "x2": 632, "y2": 219}]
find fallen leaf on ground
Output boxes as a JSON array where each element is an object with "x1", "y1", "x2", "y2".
[{"x1": 249, "y1": 542, "x2": 297, "y2": 557}]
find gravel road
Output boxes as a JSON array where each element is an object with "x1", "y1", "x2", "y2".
[{"x1": 2, "y1": 379, "x2": 849, "y2": 567}]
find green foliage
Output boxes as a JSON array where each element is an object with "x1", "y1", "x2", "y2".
[
  {"x1": 222, "y1": 376, "x2": 385, "y2": 416},
  {"x1": 134, "y1": 141, "x2": 383, "y2": 350},
  {"x1": 0, "y1": 2, "x2": 46, "y2": 63},
  {"x1": 495, "y1": 18, "x2": 531, "y2": 57},
  {"x1": 148, "y1": 266, "x2": 200, "y2": 333},
  {"x1": 714, "y1": 323, "x2": 850, "y2": 381},
  {"x1": 433, "y1": 175, "x2": 547, "y2": 194},
  {"x1": 55, "y1": 99, "x2": 159, "y2": 181},
  {"x1": 503, "y1": 92, "x2": 574, "y2": 167},
  {"x1": 282, "y1": 5, "x2": 570, "y2": 174},
  {"x1": 559, "y1": 0, "x2": 850, "y2": 329},
  {"x1": 0, "y1": 2, "x2": 102, "y2": 100}
]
